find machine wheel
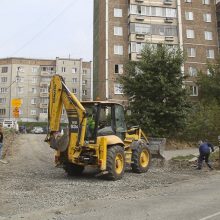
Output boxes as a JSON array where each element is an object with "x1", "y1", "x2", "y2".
[
  {"x1": 131, "y1": 143, "x2": 151, "y2": 173},
  {"x1": 106, "y1": 145, "x2": 125, "y2": 180},
  {"x1": 64, "y1": 163, "x2": 84, "y2": 176}
]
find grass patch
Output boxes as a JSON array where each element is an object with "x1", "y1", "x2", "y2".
[{"x1": 171, "y1": 154, "x2": 196, "y2": 161}]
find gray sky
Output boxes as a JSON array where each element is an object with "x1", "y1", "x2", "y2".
[{"x1": 0, "y1": 0, "x2": 93, "y2": 61}]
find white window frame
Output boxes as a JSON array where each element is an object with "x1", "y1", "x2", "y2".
[
  {"x1": 115, "y1": 64, "x2": 123, "y2": 74},
  {"x1": 114, "y1": 83, "x2": 123, "y2": 95},
  {"x1": 0, "y1": 98, "x2": 6, "y2": 104},
  {"x1": 72, "y1": 68, "x2": 77, "y2": 74},
  {"x1": 31, "y1": 110, "x2": 37, "y2": 116},
  {"x1": 188, "y1": 67, "x2": 197, "y2": 77},
  {"x1": 114, "y1": 45, "x2": 123, "y2": 55},
  {"x1": 0, "y1": 88, "x2": 7, "y2": 94},
  {"x1": 203, "y1": 0, "x2": 210, "y2": 5},
  {"x1": 18, "y1": 87, "x2": 24, "y2": 94},
  {"x1": 206, "y1": 49, "x2": 214, "y2": 59},
  {"x1": 204, "y1": 31, "x2": 212, "y2": 41},
  {"x1": 32, "y1": 67, "x2": 38, "y2": 73},
  {"x1": 72, "y1": 78, "x2": 77, "y2": 83},
  {"x1": 114, "y1": 26, "x2": 123, "y2": 36},
  {"x1": 32, "y1": 77, "x2": 37, "y2": 84},
  {"x1": 31, "y1": 98, "x2": 37, "y2": 105},
  {"x1": 203, "y1": 13, "x2": 211, "y2": 22},
  {"x1": 114, "y1": 8, "x2": 122, "y2": 17},
  {"x1": 186, "y1": 29, "x2": 195, "y2": 39},
  {"x1": 190, "y1": 86, "x2": 198, "y2": 96},
  {"x1": 185, "y1": 11, "x2": 193, "y2": 20},
  {"x1": 187, "y1": 48, "x2": 196, "y2": 57},
  {"x1": 32, "y1": 88, "x2": 37, "y2": 94},
  {"x1": 82, "y1": 90, "x2": 87, "y2": 95},
  {"x1": 1, "y1": 77, "x2": 7, "y2": 83}
]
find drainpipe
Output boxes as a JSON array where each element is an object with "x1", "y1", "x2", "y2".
[
  {"x1": 105, "y1": 0, "x2": 109, "y2": 100},
  {"x1": 177, "y1": 0, "x2": 184, "y2": 74}
]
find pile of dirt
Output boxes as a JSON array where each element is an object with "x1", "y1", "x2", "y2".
[{"x1": 2, "y1": 129, "x2": 16, "y2": 159}]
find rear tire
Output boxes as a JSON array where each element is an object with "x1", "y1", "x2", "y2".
[
  {"x1": 131, "y1": 143, "x2": 151, "y2": 173},
  {"x1": 106, "y1": 145, "x2": 125, "y2": 180},
  {"x1": 64, "y1": 163, "x2": 84, "y2": 176}
]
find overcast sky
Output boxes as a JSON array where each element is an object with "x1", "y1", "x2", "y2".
[{"x1": 0, "y1": 0, "x2": 93, "y2": 61}]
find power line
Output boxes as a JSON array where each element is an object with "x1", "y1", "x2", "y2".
[{"x1": 11, "y1": 0, "x2": 79, "y2": 56}]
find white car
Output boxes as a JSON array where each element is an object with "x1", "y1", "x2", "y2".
[{"x1": 31, "y1": 127, "x2": 44, "y2": 134}]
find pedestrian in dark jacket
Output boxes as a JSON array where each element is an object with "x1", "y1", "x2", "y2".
[
  {"x1": 196, "y1": 140, "x2": 214, "y2": 170},
  {"x1": 0, "y1": 126, "x2": 3, "y2": 159}
]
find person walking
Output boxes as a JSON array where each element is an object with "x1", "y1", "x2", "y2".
[
  {"x1": 0, "y1": 126, "x2": 3, "y2": 159},
  {"x1": 196, "y1": 140, "x2": 214, "y2": 170}
]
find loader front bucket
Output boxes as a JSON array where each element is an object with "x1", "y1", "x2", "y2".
[{"x1": 148, "y1": 138, "x2": 166, "y2": 160}]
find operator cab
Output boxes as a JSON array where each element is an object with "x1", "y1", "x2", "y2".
[{"x1": 82, "y1": 102, "x2": 127, "y2": 142}]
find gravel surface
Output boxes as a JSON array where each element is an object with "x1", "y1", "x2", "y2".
[{"x1": 0, "y1": 134, "x2": 212, "y2": 219}]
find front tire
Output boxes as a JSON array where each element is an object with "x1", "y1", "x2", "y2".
[
  {"x1": 64, "y1": 163, "x2": 84, "y2": 176},
  {"x1": 106, "y1": 145, "x2": 125, "y2": 180},
  {"x1": 131, "y1": 142, "x2": 151, "y2": 173}
]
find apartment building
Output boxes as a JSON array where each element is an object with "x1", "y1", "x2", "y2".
[
  {"x1": 0, "y1": 57, "x2": 92, "y2": 122},
  {"x1": 93, "y1": 0, "x2": 219, "y2": 102}
]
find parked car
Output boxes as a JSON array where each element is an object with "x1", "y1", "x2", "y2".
[{"x1": 31, "y1": 126, "x2": 44, "y2": 134}]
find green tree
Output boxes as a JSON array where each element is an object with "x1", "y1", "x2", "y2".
[
  {"x1": 197, "y1": 58, "x2": 220, "y2": 104},
  {"x1": 120, "y1": 44, "x2": 190, "y2": 137}
]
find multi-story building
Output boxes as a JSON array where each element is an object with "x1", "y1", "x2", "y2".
[
  {"x1": 93, "y1": 0, "x2": 219, "y2": 102},
  {"x1": 0, "y1": 57, "x2": 93, "y2": 122}
]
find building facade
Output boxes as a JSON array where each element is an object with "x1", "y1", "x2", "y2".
[
  {"x1": 0, "y1": 57, "x2": 92, "y2": 122},
  {"x1": 93, "y1": 0, "x2": 219, "y2": 102}
]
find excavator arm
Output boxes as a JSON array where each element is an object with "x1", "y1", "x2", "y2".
[{"x1": 46, "y1": 75, "x2": 87, "y2": 162}]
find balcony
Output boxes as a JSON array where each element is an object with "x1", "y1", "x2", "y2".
[
  {"x1": 40, "y1": 71, "x2": 53, "y2": 77},
  {"x1": 136, "y1": 34, "x2": 145, "y2": 40},
  {"x1": 164, "y1": 0, "x2": 173, "y2": 5},
  {"x1": 40, "y1": 92, "x2": 49, "y2": 98},
  {"x1": 165, "y1": 36, "x2": 174, "y2": 42},
  {"x1": 164, "y1": 17, "x2": 173, "y2": 23},
  {"x1": 40, "y1": 82, "x2": 50, "y2": 87},
  {"x1": 39, "y1": 103, "x2": 48, "y2": 108}
]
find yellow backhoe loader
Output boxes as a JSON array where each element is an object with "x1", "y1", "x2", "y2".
[{"x1": 45, "y1": 75, "x2": 163, "y2": 180}]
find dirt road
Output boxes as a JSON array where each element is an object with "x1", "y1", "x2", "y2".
[{"x1": 0, "y1": 134, "x2": 219, "y2": 220}]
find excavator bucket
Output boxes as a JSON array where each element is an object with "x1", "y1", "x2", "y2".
[{"x1": 148, "y1": 138, "x2": 166, "y2": 160}]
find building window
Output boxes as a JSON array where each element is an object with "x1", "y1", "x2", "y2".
[
  {"x1": 186, "y1": 29, "x2": 195, "y2": 38},
  {"x1": 114, "y1": 83, "x2": 123, "y2": 95},
  {"x1": 204, "y1": 31, "x2": 212, "y2": 41},
  {"x1": 32, "y1": 88, "x2": 37, "y2": 94},
  {"x1": 72, "y1": 88, "x2": 77, "y2": 94},
  {"x1": 187, "y1": 48, "x2": 196, "y2": 57},
  {"x1": 188, "y1": 67, "x2": 197, "y2": 77},
  {"x1": 185, "y1": 0, "x2": 192, "y2": 2},
  {"x1": 203, "y1": 13, "x2": 211, "y2": 22},
  {"x1": 40, "y1": 108, "x2": 48, "y2": 113},
  {"x1": 206, "y1": 49, "x2": 214, "y2": 59},
  {"x1": 114, "y1": 8, "x2": 122, "y2": 17},
  {"x1": 31, "y1": 98, "x2": 37, "y2": 105},
  {"x1": 72, "y1": 78, "x2": 77, "y2": 83},
  {"x1": 82, "y1": 80, "x2": 87, "y2": 85},
  {"x1": 40, "y1": 97, "x2": 48, "y2": 104},
  {"x1": 202, "y1": 0, "x2": 210, "y2": 5},
  {"x1": 32, "y1": 67, "x2": 38, "y2": 73},
  {"x1": 1, "y1": 77, "x2": 7, "y2": 83},
  {"x1": 31, "y1": 110, "x2": 37, "y2": 115},
  {"x1": 0, "y1": 88, "x2": 7, "y2": 94},
  {"x1": 18, "y1": 87, "x2": 24, "y2": 94},
  {"x1": 1, "y1": 67, "x2": 8, "y2": 73},
  {"x1": 114, "y1": 26, "x2": 123, "y2": 36},
  {"x1": 114, "y1": 45, "x2": 123, "y2": 55},
  {"x1": 115, "y1": 64, "x2": 123, "y2": 74},
  {"x1": 0, "y1": 109, "x2": 6, "y2": 115},
  {"x1": 185, "y1": 11, "x2": 193, "y2": 20},
  {"x1": 82, "y1": 90, "x2": 87, "y2": 95},
  {"x1": 190, "y1": 86, "x2": 198, "y2": 96},
  {"x1": 32, "y1": 77, "x2": 37, "y2": 84},
  {"x1": 207, "y1": 69, "x2": 211, "y2": 75},
  {"x1": 72, "y1": 68, "x2": 77, "y2": 74},
  {"x1": 83, "y1": 69, "x2": 87, "y2": 75},
  {"x1": 0, "y1": 98, "x2": 6, "y2": 104},
  {"x1": 62, "y1": 67, "x2": 66, "y2": 73}
]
